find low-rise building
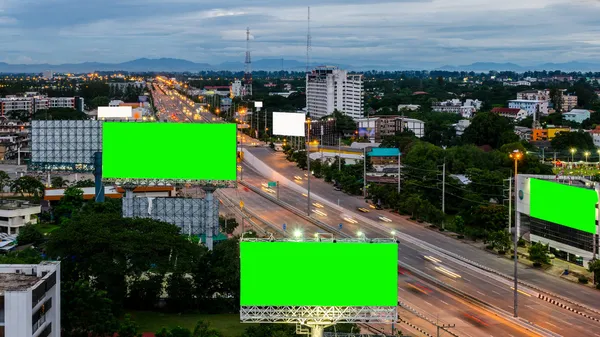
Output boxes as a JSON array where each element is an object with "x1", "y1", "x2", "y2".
[
  {"x1": 491, "y1": 107, "x2": 528, "y2": 120},
  {"x1": 561, "y1": 92, "x2": 578, "y2": 112},
  {"x1": 355, "y1": 116, "x2": 425, "y2": 141},
  {"x1": 517, "y1": 89, "x2": 549, "y2": 101},
  {"x1": 1, "y1": 95, "x2": 84, "y2": 116},
  {"x1": 453, "y1": 119, "x2": 470, "y2": 136},
  {"x1": 431, "y1": 99, "x2": 476, "y2": 118},
  {"x1": 0, "y1": 261, "x2": 61, "y2": 337},
  {"x1": 563, "y1": 109, "x2": 591, "y2": 124},
  {"x1": 531, "y1": 127, "x2": 571, "y2": 141},
  {"x1": 508, "y1": 99, "x2": 548, "y2": 116},
  {"x1": 44, "y1": 186, "x2": 175, "y2": 203},
  {"x1": 503, "y1": 81, "x2": 531, "y2": 87},
  {"x1": 588, "y1": 126, "x2": 600, "y2": 147},
  {"x1": 0, "y1": 200, "x2": 41, "y2": 235},
  {"x1": 397, "y1": 104, "x2": 420, "y2": 112}
]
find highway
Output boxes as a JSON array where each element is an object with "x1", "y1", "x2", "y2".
[
  {"x1": 239, "y1": 148, "x2": 600, "y2": 336},
  {"x1": 237, "y1": 165, "x2": 537, "y2": 337}
]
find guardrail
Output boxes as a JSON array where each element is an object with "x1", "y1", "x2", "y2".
[{"x1": 215, "y1": 191, "x2": 268, "y2": 237}]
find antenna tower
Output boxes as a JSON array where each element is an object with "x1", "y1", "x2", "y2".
[
  {"x1": 244, "y1": 27, "x2": 253, "y2": 97},
  {"x1": 306, "y1": 7, "x2": 311, "y2": 74}
]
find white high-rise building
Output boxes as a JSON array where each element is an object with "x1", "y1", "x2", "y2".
[
  {"x1": 231, "y1": 80, "x2": 244, "y2": 98},
  {"x1": 0, "y1": 262, "x2": 61, "y2": 337},
  {"x1": 306, "y1": 66, "x2": 364, "y2": 120}
]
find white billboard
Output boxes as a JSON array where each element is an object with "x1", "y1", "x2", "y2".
[
  {"x1": 98, "y1": 106, "x2": 132, "y2": 118},
  {"x1": 273, "y1": 112, "x2": 306, "y2": 137}
]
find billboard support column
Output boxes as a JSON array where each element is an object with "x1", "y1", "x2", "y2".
[
  {"x1": 94, "y1": 152, "x2": 104, "y2": 202},
  {"x1": 309, "y1": 325, "x2": 324, "y2": 337},
  {"x1": 203, "y1": 186, "x2": 216, "y2": 251}
]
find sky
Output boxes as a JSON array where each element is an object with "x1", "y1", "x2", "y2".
[{"x1": 2, "y1": 0, "x2": 600, "y2": 67}]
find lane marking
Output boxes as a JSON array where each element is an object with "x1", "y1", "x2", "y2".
[
  {"x1": 545, "y1": 321, "x2": 561, "y2": 330},
  {"x1": 441, "y1": 300, "x2": 449, "y2": 306},
  {"x1": 423, "y1": 301, "x2": 433, "y2": 306},
  {"x1": 476, "y1": 290, "x2": 485, "y2": 296},
  {"x1": 491, "y1": 290, "x2": 500, "y2": 295}
]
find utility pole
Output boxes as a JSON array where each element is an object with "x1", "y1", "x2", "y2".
[
  {"x1": 436, "y1": 316, "x2": 455, "y2": 337},
  {"x1": 363, "y1": 147, "x2": 367, "y2": 198},
  {"x1": 508, "y1": 175, "x2": 512, "y2": 233},
  {"x1": 307, "y1": 119, "x2": 312, "y2": 216},
  {"x1": 442, "y1": 161, "x2": 446, "y2": 230},
  {"x1": 397, "y1": 152, "x2": 401, "y2": 194},
  {"x1": 338, "y1": 137, "x2": 341, "y2": 171}
]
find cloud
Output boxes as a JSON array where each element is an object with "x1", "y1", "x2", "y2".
[{"x1": 1, "y1": 0, "x2": 600, "y2": 67}]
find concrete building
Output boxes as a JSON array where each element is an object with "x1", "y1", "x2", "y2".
[
  {"x1": 231, "y1": 80, "x2": 244, "y2": 98},
  {"x1": 531, "y1": 127, "x2": 571, "y2": 141},
  {"x1": 268, "y1": 91, "x2": 297, "y2": 98},
  {"x1": 589, "y1": 126, "x2": 600, "y2": 147},
  {"x1": 304, "y1": 118, "x2": 337, "y2": 146},
  {"x1": 464, "y1": 99, "x2": 482, "y2": 111},
  {"x1": 508, "y1": 99, "x2": 548, "y2": 116},
  {"x1": 0, "y1": 200, "x2": 41, "y2": 235},
  {"x1": 44, "y1": 186, "x2": 175, "y2": 203},
  {"x1": 397, "y1": 104, "x2": 420, "y2": 112},
  {"x1": 108, "y1": 100, "x2": 124, "y2": 107},
  {"x1": 0, "y1": 262, "x2": 60, "y2": 337},
  {"x1": 42, "y1": 71, "x2": 53, "y2": 80},
  {"x1": 431, "y1": 99, "x2": 476, "y2": 118},
  {"x1": 0, "y1": 96, "x2": 84, "y2": 116},
  {"x1": 355, "y1": 116, "x2": 424, "y2": 141},
  {"x1": 563, "y1": 109, "x2": 591, "y2": 124},
  {"x1": 453, "y1": 119, "x2": 471, "y2": 136},
  {"x1": 491, "y1": 107, "x2": 528, "y2": 120},
  {"x1": 306, "y1": 66, "x2": 364, "y2": 120},
  {"x1": 517, "y1": 89, "x2": 549, "y2": 101},
  {"x1": 503, "y1": 81, "x2": 532, "y2": 87},
  {"x1": 561, "y1": 91, "x2": 578, "y2": 112}
]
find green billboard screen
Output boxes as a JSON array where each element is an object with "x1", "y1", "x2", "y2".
[
  {"x1": 529, "y1": 178, "x2": 598, "y2": 234},
  {"x1": 102, "y1": 122, "x2": 237, "y2": 180},
  {"x1": 240, "y1": 241, "x2": 398, "y2": 306}
]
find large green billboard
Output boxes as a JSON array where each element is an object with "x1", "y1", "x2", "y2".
[
  {"x1": 530, "y1": 178, "x2": 598, "y2": 234},
  {"x1": 240, "y1": 241, "x2": 398, "y2": 306},
  {"x1": 102, "y1": 122, "x2": 237, "y2": 180}
]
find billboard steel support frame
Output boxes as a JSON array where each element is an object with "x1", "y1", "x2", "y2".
[{"x1": 239, "y1": 306, "x2": 397, "y2": 324}]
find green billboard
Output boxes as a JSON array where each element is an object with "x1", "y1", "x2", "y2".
[
  {"x1": 240, "y1": 241, "x2": 398, "y2": 306},
  {"x1": 102, "y1": 122, "x2": 237, "y2": 180},
  {"x1": 529, "y1": 178, "x2": 598, "y2": 234}
]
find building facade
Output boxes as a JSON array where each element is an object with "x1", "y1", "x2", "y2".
[
  {"x1": 508, "y1": 99, "x2": 548, "y2": 116},
  {"x1": 0, "y1": 95, "x2": 85, "y2": 116},
  {"x1": 491, "y1": 107, "x2": 528, "y2": 120},
  {"x1": 0, "y1": 200, "x2": 41, "y2": 235},
  {"x1": 0, "y1": 262, "x2": 61, "y2": 337},
  {"x1": 563, "y1": 109, "x2": 590, "y2": 124},
  {"x1": 561, "y1": 92, "x2": 578, "y2": 112},
  {"x1": 431, "y1": 99, "x2": 476, "y2": 118},
  {"x1": 355, "y1": 116, "x2": 424, "y2": 141},
  {"x1": 306, "y1": 66, "x2": 364, "y2": 120}
]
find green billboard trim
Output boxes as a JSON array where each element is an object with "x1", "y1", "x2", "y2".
[
  {"x1": 529, "y1": 178, "x2": 598, "y2": 234},
  {"x1": 102, "y1": 122, "x2": 237, "y2": 180},
  {"x1": 240, "y1": 241, "x2": 398, "y2": 306}
]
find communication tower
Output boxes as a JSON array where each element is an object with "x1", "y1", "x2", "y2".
[{"x1": 244, "y1": 27, "x2": 253, "y2": 97}]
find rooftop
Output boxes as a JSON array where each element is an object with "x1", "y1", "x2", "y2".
[
  {"x1": 0, "y1": 199, "x2": 39, "y2": 210},
  {"x1": 0, "y1": 273, "x2": 40, "y2": 293}
]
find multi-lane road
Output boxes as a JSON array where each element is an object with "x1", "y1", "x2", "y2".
[{"x1": 151, "y1": 79, "x2": 600, "y2": 336}]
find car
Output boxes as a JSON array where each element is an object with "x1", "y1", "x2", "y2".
[
  {"x1": 378, "y1": 216, "x2": 392, "y2": 223},
  {"x1": 357, "y1": 207, "x2": 370, "y2": 213}
]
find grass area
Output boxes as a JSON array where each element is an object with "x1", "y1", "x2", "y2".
[
  {"x1": 127, "y1": 311, "x2": 254, "y2": 336},
  {"x1": 35, "y1": 223, "x2": 60, "y2": 234}
]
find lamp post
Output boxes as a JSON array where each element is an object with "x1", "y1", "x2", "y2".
[
  {"x1": 585, "y1": 151, "x2": 591, "y2": 176},
  {"x1": 508, "y1": 149, "x2": 522, "y2": 318},
  {"x1": 570, "y1": 148, "x2": 576, "y2": 170}
]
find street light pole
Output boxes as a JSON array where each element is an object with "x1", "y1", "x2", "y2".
[
  {"x1": 509, "y1": 149, "x2": 522, "y2": 318},
  {"x1": 363, "y1": 147, "x2": 367, "y2": 198},
  {"x1": 571, "y1": 148, "x2": 576, "y2": 170},
  {"x1": 338, "y1": 137, "x2": 341, "y2": 171}
]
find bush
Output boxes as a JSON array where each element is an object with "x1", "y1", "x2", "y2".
[
  {"x1": 533, "y1": 262, "x2": 542, "y2": 267},
  {"x1": 17, "y1": 224, "x2": 45, "y2": 246},
  {"x1": 518, "y1": 238, "x2": 526, "y2": 247},
  {"x1": 579, "y1": 276, "x2": 589, "y2": 284},
  {"x1": 485, "y1": 244, "x2": 494, "y2": 250},
  {"x1": 498, "y1": 250, "x2": 506, "y2": 255},
  {"x1": 457, "y1": 235, "x2": 465, "y2": 239}
]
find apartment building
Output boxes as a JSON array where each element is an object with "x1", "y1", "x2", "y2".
[
  {"x1": 517, "y1": 90, "x2": 549, "y2": 101},
  {"x1": 561, "y1": 91, "x2": 578, "y2": 112},
  {"x1": 508, "y1": 99, "x2": 548, "y2": 116},
  {"x1": 0, "y1": 262, "x2": 61, "y2": 337},
  {"x1": 0, "y1": 199, "x2": 41, "y2": 235},
  {"x1": 355, "y1": 116, "x2": 424, "y2": 141},
  {"x1": 431, "y1": 99, "x2": 476, "y2": 118},
  {"x1": 306, "y1": 66, "x2": 364, "y2": 120},
  {"x1": 563, "y1": 109, "x2": 591, "y2": 124},
  {"x1": 0, "y1": 95, "x2": 84, "y2": 116}
]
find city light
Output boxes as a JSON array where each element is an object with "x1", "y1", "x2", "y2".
[
  {"x1": 357, "y1": 231, "x2": 363, "y2": 238},
  {"x1": 293, "y1": 229, "x2": 303, "y2": 238}
]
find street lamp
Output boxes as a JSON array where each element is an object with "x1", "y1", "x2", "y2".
[
  {"x1": 508, "y1": 149, "x2": 522, "y2": 318},
  {"x1": 357, "y1": 231, "x2": 364, "y2": 238},
  {"x1": 585, "y1": 151, "x2": 591, "y2": 175},
  {"x1": 570, "y1": 148, "x2": 576, "y2": 170},
  {"x1": 293, "y1": 229, "x2": 303, "y2": 239}
]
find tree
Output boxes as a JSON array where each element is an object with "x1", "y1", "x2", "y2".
[
  {"x1": 550, "y1": 131, "x2": 595, "y2": 151},
  {"x1": 126, "y1": 273, "x2": 165, "y2": 310},
  {"x1": 155, "y1": 328, "x2": 173, "y2": 337},
  {"x1": 219, "y1": 216, "x2": 239, "y2": 235},
  {"x1": 470, "y1": 205, "x2": 507, "y2": 233},
  {"x1": 10, "y1": 176, "x2": 45, "y2": 200},
  {"x1": 462, "y1": 112, "x2": 518, "y2": 149},
  {"x1": 170, "y1": 327, "x2": 192, "y2": 337},
  {"x1": 90, "y1": 96, "x2": 110, "y2": 109},
  {"x1": 488, "y1": 230, "x2": 511, "y2": 253},
  {"x1": 192, "y1": 320, "x2": 224, "y2": 337},
  {"x1": 52, "y1": 186, "x2": 85, "y2": 223},
  {"x1": 587, "y1": 259, "x2": 600, "y2": 285},
  {"x1": 17, "y1": 223, "x2": 44, "y2": 246},
  {"x1": 61, "y1": 280, "x2": 119, "y2": 337},
  {"x1": 0, "y1": 248, "x2": 42, "y2": 264},
  {"x1": 32, "y1": 107, "x2": 88, "y2": 120},
  {"x1": 528, "y1": 242, "x2": 550, "y2": 266},
  {"x1": 72, "y1": 179, "x2": 96, "y2": 188},
  {"x1": 549, "y1": 87, "x2": 563, "y2": 113},
  {"x1": 51, "y1": 176, "x2": 69, "y2": 188},
  {"x1": 0, "y1": 170, "x2": 11, "y2": 194},
  {"x1": 117, "y1": 314, "x2": 142, "y2": 337},
  {"x1": 166, "y1": 272, "x2": 196, "y2": 312}
]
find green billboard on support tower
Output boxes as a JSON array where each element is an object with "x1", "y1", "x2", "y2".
[
  {"x1": 102, "y1": 122, "x2": 237, "y2": 181},
  {"x1": 529, "y1": 178, "x2": 598, "y2": 234},
  {"x1": 240, "y1": 241, "x2": 398, "y2": 307}
]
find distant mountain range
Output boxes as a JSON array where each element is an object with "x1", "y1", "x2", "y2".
[
  {"x1": 2, "y1": 58, "x2": 600, "y2": 73},
  {"x1": 0, "y1": 58, "x2": 355, "y2": 74},
  {"x1": 437, "y1": 61, "x2": 600, "y2": 72}
]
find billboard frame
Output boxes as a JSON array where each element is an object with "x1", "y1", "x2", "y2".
[
  {"x1": 102, "y1": 177, "x2": 236, "y2": 189},
  {"x1": 239, "y1": 238, "x2": 398, "y2": 325}
]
